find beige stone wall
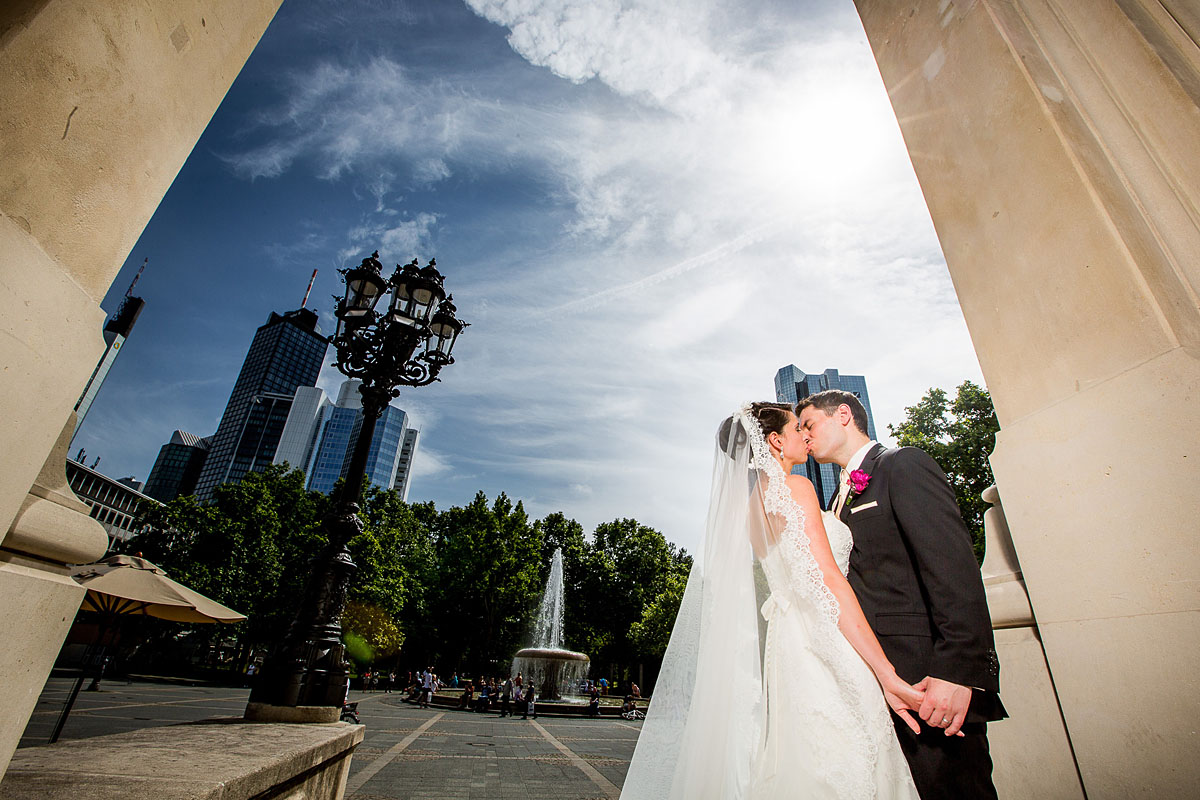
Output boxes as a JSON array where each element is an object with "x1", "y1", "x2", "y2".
[
  {"x1": 855, "y1": 1, "x2": 1200, "y2": 797},
  {"x1": 0, "y1": 0, "x2": 282, "y2": 780}
]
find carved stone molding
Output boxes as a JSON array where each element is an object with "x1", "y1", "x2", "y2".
[
  {"x1": 980, "y1": 484, "x2": 1035, "y2": 629},
  {"x1": 2, "y1": 415, "x2": 108, "y2": 567}
]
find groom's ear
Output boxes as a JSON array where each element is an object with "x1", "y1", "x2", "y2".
[{"x1": 837, "y1": 404, "x2": 854, "y2": 427}]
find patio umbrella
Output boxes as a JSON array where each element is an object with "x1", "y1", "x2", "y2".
[
  {"x1": 73, "y1": 554, "x2": 246, "y2": 624},
  {"x1": 50, "y1": 554, "x2": 246, "y2": 742}
]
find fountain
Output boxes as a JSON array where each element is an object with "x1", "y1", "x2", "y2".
[{"x1": 511, "y1": 548, "x2": 590, "y2": 700}]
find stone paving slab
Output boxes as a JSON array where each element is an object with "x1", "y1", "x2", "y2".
[{"x1": 345, "y1": 695, "x2": 641, "y2": 799}]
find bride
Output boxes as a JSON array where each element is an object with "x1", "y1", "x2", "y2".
[{"x1": 621, "y1": 402, "x2": 921, "y2": 799}]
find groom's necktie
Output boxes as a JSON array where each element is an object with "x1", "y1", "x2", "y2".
[{"x1": 833, "y1": 467, "x2": 850, "y2": 514}]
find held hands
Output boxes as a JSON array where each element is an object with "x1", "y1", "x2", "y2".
[
  {"x1": 914, "y1": 676, "x2": 972, "y2": 736},
  {"x1": 880, "y1": 673, "x2": 925, "y2": 735}
]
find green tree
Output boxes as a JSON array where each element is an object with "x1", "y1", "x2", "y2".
[
  {"x1": 628, "y1": 565, "x2": 689, "y2": 659},
  {"x1": 343, "y1": 600, "x2": 405, "y2": 665},
  {"x1": 431, "y1": 492, "x2": 543, "y2": 671},
  {"x1": 124, "y1": 465, "x2": 328, "y2": 666},
  {"x1": 581, "y1": 518, "x2": 682, "y2": 683},
  {"x1": 888, "y1": 380, "x2": 999, "y2": 560},
  {"x1": 354, "y1": 487, "x2": 436, "y2": 620}
]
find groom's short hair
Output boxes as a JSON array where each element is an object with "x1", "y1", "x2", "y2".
[{"x1": 795, "y1": 390, "x2": 869, "y2": 436}]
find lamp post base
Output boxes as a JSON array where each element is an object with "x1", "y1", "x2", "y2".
[
  {"x1": 243, "y1": 702, "x2": 341, "y2": 724},
  {"x1": 246, "y1": 535, "x2": 358, "y2": 714}
]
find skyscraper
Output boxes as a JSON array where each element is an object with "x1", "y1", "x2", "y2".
[
  {"x1": 193, "y1": 308, "x2": 327, "y2": 501},
  {"x1": 392, "y1": 428, "x2": 420, "y2": 502},
  {"x1": 774, "y1": 366, "x2": 878, "y2": 510},
  {"x1": 143, "y1": 430, "x2": 210, "y2": 502},
  {"x1": 272, "y1": 386, "x2": 331, "y2": 477},
  {"x1": 72, "y1": 288, "x2": 145, "y2": 440},
  {"x1": 274, "y1": 379, "x2": 413, "y2": 496}
]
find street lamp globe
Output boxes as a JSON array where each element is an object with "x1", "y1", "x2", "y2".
[
  {"x1": 335, "y1": 253, "x2": 388, "y2": 341},
  {"x1": 425, "y1": 295, "x2": 464, "y2": 365},
  {"x1": 388, "y1": 258, "x2": 445, "y2": 328}
]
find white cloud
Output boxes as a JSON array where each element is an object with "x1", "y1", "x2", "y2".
[{"x1": 411, "y1": 446, "x2": 453, "y2": 478}]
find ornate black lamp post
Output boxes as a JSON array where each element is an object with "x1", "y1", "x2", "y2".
[{"x1": 246, "y1": 252, "x2": 466, "y2": 720}]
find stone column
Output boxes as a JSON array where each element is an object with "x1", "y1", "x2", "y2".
[
  {"x1": 981, "y1": 485, "x2": 1084, "y2": 798},
  {"x1": 0, "y1": 0, "x2": 282, "y2": 778},
  {"x1": 854, "y1": 1, "x2": 1199, "y2": 796}
]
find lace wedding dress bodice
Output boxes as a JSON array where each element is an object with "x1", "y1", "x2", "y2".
[{"x1": 826, "y1": 510, "x2": 854, "y2": 576}]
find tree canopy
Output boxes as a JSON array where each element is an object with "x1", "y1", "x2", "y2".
[
  {"x1": 126, "y1": 468, "x2": 690, "y2": 691},
  {"x1": 887, "y1": 380, "x2": 999, "y2": 560}
]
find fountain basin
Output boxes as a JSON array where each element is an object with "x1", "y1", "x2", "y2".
[
  {"x1": 512, "y1": 647, "x2": 590, "y2": 701},
  {"x1": 514, "y1": 648, "x2": 589, "y2": 662}
]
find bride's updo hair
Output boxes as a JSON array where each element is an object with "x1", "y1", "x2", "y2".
[
  {"x1": 747, "y1": 402, "x2": 793, "y2": 439},
  {"x1": 718, "y1": 402, "x2": 793, "y2": 459}
]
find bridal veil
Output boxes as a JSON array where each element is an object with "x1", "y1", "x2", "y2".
[{"x1": 621, "y1": 407, "x2": 774, "y2": 800}]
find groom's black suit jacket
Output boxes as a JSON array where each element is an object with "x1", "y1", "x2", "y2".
[{"x1": 839, "y1": 444, "x2": 1005, "y2": 722}]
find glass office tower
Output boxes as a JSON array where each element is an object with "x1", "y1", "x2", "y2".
[
  {"x1": 774, "y1": 366, "x2": 878, "y2": 510},
  {"x1": 276, "y1": 379, "x2": 412, "y2": 496},
  {"x1": 391, "y1": 428, "x2": 420, "y2": 501},
  {"x1": 143, "y1": 430, "x2": 210, "y2": 502},
  {"x1": 193, "y1": 308, "x2": 327, "y2": 501}
]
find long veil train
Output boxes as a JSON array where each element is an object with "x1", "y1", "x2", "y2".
[{"x1": 620, "y1": 411, "x2": 766, "y2": 799}]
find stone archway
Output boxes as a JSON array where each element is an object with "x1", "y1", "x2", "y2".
[
  {"x1": 2, "y1": 2, "x2": 1196, "y2": 794},
  {"x1": 0, "y1": 0, "x2": 284, "y2": 776},
  {"x1": 855, "y1": 2, "x2": 1199, "y2": 797}
]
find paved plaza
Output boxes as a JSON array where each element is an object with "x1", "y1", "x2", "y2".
[{"x1": 19, "y1": 678, "x2": 642, "y2": 799}]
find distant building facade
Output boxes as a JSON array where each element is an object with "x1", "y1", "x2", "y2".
[
  {"x1": 66, "y1": 458, "x2": 160, "y2": 551},
  {"x1": 272, "y1": 385, "x2": 330, "y2": 478},
  {"x1": 774, "y1": 366, "x2": 878, "y2": 510},
  {"x1": 143, "y1": 430, "x2": 211, "y2": 502},
  {"x1": 274, "y1": 379, "x2": 414, "y2": 496},
  {"x1": 307, "y1": 409, "x2": 360, "y2": 493},
  {"x1": 193, "y1": 308, "x2": 327, "y2": 501},
  {"x1": 72, "y1": 292, "x2": 145, "y2": 440},
  {"x1": 391, "y1": 428, "x2": 420, "y2": 501}
]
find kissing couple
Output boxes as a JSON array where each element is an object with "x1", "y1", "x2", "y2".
[{"x1": 622, "y1": 390, "x2": 1006, "y2": 799}]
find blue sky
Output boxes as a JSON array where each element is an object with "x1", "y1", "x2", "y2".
[{"x1": 74, "y1": 0, "x2": 984, "y2": 555}]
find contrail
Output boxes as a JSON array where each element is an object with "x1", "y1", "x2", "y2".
[{"x1": 538, "y1": 220, "x2": 782, "y2": 319}]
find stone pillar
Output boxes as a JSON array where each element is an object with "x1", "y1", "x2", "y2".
[
  {"x1": 981, "y1": 485, "x2": 1084, "y2": 798},
  {"x1": 0, "y1": 0, "x2": 282, "y2": 779},
  {"x1": 854, "y1": 1, "x2": 1199, "y2": 796}
]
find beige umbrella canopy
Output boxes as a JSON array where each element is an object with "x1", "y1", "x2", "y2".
[
  {"x1": 49, "y1": 555, "x2": 246, "y2": 743},
  {"x1": 72, "y1": 554, "x2": 245, "y2": 624}
]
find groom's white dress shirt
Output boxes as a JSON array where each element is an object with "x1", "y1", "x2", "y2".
[{"x1": 832, "y1": 440, "x2": 878, "y2": 515}]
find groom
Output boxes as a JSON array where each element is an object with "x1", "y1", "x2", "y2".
[{"x1": 797, "y1": 390, "x2": 1005, "y2": 800}]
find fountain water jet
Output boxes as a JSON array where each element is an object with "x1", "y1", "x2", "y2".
[{"x1": 511, "y1": 548, "x2": 589, "y2": 700}]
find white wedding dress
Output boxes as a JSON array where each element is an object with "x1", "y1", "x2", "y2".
[
  {"x1": 620, "y1": 406, "x2": 918, "y2": 800},
  {"x1": 750, "y1": 510, "x2": 918, "y2": 799}
]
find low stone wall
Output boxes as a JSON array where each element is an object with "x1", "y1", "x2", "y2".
[
  {"x1": 0, "y1": 718, "x2": 363, "y2": 800},
  {"x1": 410, "y1": 692, "x2": 644, "y2": 718}
]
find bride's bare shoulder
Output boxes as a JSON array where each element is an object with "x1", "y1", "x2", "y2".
[
  {"x1": 784, "y1": 472, "x2": 814, "y2": 490},
  {"x1": 784, "y1": 472, "x2": 819, "y2": 503}
]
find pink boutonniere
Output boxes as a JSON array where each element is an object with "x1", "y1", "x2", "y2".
[{"x1": 846, "y1": 469, "x2": 871, "y2": 507}]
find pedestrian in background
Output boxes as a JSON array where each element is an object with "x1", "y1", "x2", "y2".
[
  {"x1": 501, "y1": 677, "x2": 514, "y2": 717},
  {"x1": 521, "y1": 685, "x2": 536, "y2": 719}
]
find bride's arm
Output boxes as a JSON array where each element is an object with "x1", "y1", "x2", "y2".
[{"x1": 785, "y1": 474, "x2": 923, "y2": 733}]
